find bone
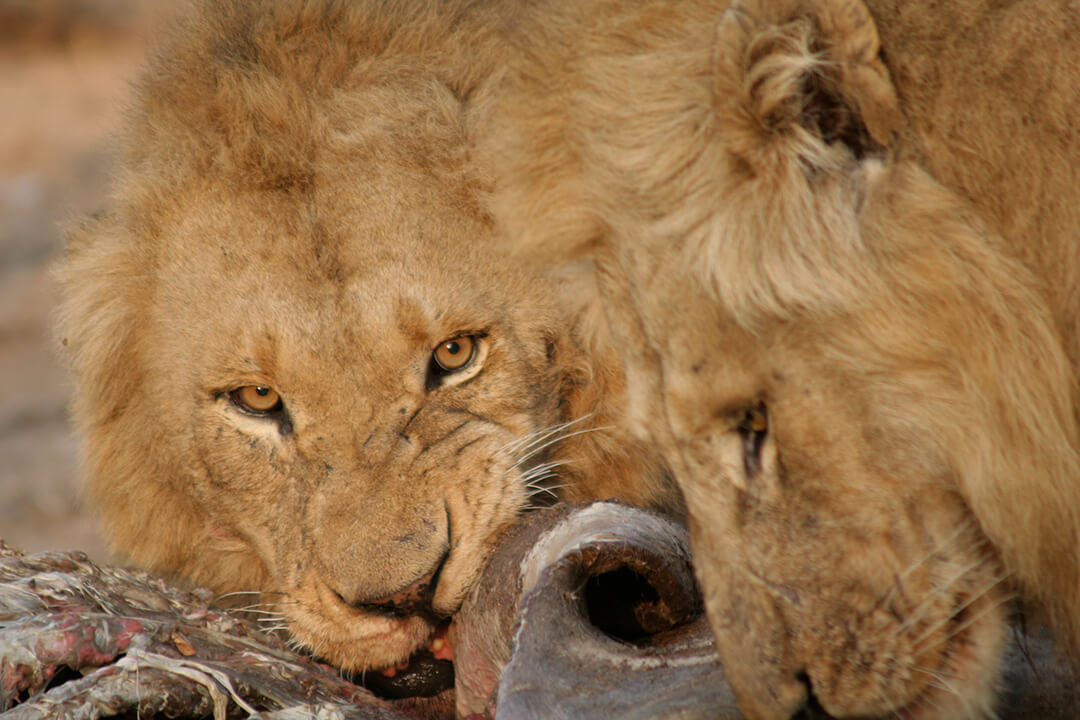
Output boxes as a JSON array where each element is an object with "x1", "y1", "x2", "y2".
[{"x1": 454, "y1": 502, "x2": 742, "y2": 719}]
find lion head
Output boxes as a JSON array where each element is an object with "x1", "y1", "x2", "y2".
[
  {"x1": 57, "y1": 0, "x2": 678, "y2": 710},
  {"x1": 485, "y1": 0, "x2": 1080, "y2": 717}
]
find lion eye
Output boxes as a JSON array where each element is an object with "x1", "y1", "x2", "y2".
[
  {"x1": 742, "y1": 405, "x2": 768, "y2": 434},
  {"x1": 737, "y1": 404, "x2": 769, "y2": 477},
  {"x1": 231, "y1": 385, "x2": 283, "y2": 414},
  {"x1": 432, "y1": 336, "x2": 476, "y2": 372}
]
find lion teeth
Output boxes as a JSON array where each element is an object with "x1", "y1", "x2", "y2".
[
  {"x1": 430, "y1": 621, "x2": 454, "y2": 661},
  {"x1": 378, "y1": 659, "x2": 410, "y2": 678}
]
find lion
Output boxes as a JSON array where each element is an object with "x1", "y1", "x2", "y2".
[
  {"x1": 55, "y1": 0, "x2": 680, "y2": 713},
  {"x1": 483, "y1": 0, "x2": 1080, "y2": 717}
]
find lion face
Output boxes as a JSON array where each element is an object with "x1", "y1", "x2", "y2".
[
  {"x1": 160, "y1": 178, "x2": 568, "y2": 673},
  {"x1": 617, "y1": 259, "x2": 1011, "y2": 717},
  {"x1": 68, "y1": 156, "x2": 581, "y2": 682}
]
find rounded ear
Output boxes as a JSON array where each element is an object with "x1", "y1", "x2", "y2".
[
  {"x1": 713, "y1": 0, "x2": 901, "y2": 175},
  {"x1": 682, "y1": 0, "x2": 905, "y2": 325}
]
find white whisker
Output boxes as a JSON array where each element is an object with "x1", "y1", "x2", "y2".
[
  {"x1": 497, "y1": 422, "x2": 570, "y2": 456},
  {"x1": 909, "y1": 663, "x2": 995, "y2": 719},
  {"x1": 525, "y1": 482, "x2": 573, "y2": 498},
  {"x1": 235, "y1": 607, "x2": 285, "y2": 616},
  {"x1": 878, "y1": 524, "x2": 971, "y2": 609},
  {"x1": 515, "y1": 425, "x2": 614, "y2": 466},
  {"x1": 911, "y1": 580, "x2": 1015, "y2": 656},
  {"x1": 898, "y1": 554, "x2": 989, "y2": 634},
  {"x1": 499, "y1": 416, "x2": 593, "y2": 456},
  {"x1": 521, "y1": 459, "x2": 575, "y2": 477},
  {"x1": 258, "y1": 625, "x2": 290, "y2": 634}
]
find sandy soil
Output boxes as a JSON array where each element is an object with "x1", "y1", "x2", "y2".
[{"x1": 0, "y1": 0, "x2": 175, "y2": 560}]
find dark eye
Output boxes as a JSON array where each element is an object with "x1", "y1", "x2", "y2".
[
  {"x1": 432, "y1": 336, "x2": 475, "y2": 372},
  {"x1": 231, "y1": 385, "x2": 283, "y2": 414},
  {"x1": 737, "y1": 403, "x2": 768, "y2": 477}
]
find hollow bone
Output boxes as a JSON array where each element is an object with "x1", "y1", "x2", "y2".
[{"x1": 454, "y1": 501, "x2": 741, "y2": 719}]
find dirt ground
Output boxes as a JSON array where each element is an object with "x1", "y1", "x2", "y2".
[{"x1": 0, "y1": 0, "x2": 176, "y2": 561}]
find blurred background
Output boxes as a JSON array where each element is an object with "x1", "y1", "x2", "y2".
[{"x1": 0, "y1": 0, "x2": 176, "y2": 560}]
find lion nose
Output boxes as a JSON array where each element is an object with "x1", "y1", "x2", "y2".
[{"x1": 334, "y1": 551, "x2": 448, "y2": 618}]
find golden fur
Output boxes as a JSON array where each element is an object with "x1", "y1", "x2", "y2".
[
  {"x1": 56, "y1": 0, "x2": 679, "y2": 696},
  {"x1": 484, "y1": 0, "x2": 1080, "y2": 717}
]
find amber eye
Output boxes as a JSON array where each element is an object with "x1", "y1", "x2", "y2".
[
  {"x1": 433, "y1": 336, "x2": 475, "y2": 372},
  {"x1": 231, "y1": 385, "x2": 283, "y2": 414}
]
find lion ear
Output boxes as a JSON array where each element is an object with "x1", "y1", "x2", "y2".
[
  {"x1": 713, "y1": 0, "x2": 901, "y2": 174},
  {"x1": 689, "y1": 0, "x2": 904, "y2": 324}
]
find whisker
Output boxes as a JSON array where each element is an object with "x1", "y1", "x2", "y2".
[
  {"x1": 233, "y1": 607, "x2": 286, "y2": 616},
  {"x1": 872, "y1": 686, "x2": 910, "y2": 720},
  {"x1": 515, "y1": 425, "x2": 614, "y2": 466},
  {"x1": 215, "y1": 590, "x2": 262, "y2": 598},
  {"x1": 258, "y1": 625, "x2": 290, "y2": 635},
  {"x1": 216, "y1": 590, "x2": 286, "y2": 600},
  {"x1": 522, "y1": 463, "x2": 573, "y2": 482},
  {"x1": 497, "y1": 421, "x2": 572, "y2": 457},
  {"x1": 525, "y1": 482, "x2": 573, "y2": 498},
  {"x1": 877, "y1": 524, "x2": 972, "y2": 610},
  {"x1": 520, "y1": 465, "x2": 574, "y2": 490},
  {"x1": 898, "y1": 554, "x2": 991, "y2": 633},
  {"x1": 911, "y1": 583, "x2": 1015, "y2": 656},
  {"x1": 499, "y1": 416, "x2": 593, "y2": 456},
  {"x1": 917, "y1": 666, "x2": 963, "y2": 696},
  {"x1": 908, "y1": 668, "x2": 956, "y2": 712},
  {"x1": 521, "y1": 459, "x2": 575, "y2": 477},
  {"x1": 909, "y1": 664, "x2": 996, "y2": 719}
]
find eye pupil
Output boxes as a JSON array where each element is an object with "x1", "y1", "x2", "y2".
[
  {"x1": 255, "y1": 387, "x2": 270, "y2": 396},
  {"x1": 433, "y1": 335, "x2": 476, "y2": 372}
]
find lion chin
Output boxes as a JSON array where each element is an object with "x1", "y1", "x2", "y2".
[
  {"x1": 482, "y1": 0, "x2": 1080, "y2": 717},
  {"x1": 56, "y1": 0, "x2": 683, "y2": 713}
]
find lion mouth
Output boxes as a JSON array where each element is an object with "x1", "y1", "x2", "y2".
[
  {"x1": 798, "y1": 588, "x2": 1003, "y2": 720},
  {"x1": 360, "y1": 621, "x2": 456, "y2": 700},
  {"x1": 886, "y1": 589, "x2": 1004, "y2": 720}
]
